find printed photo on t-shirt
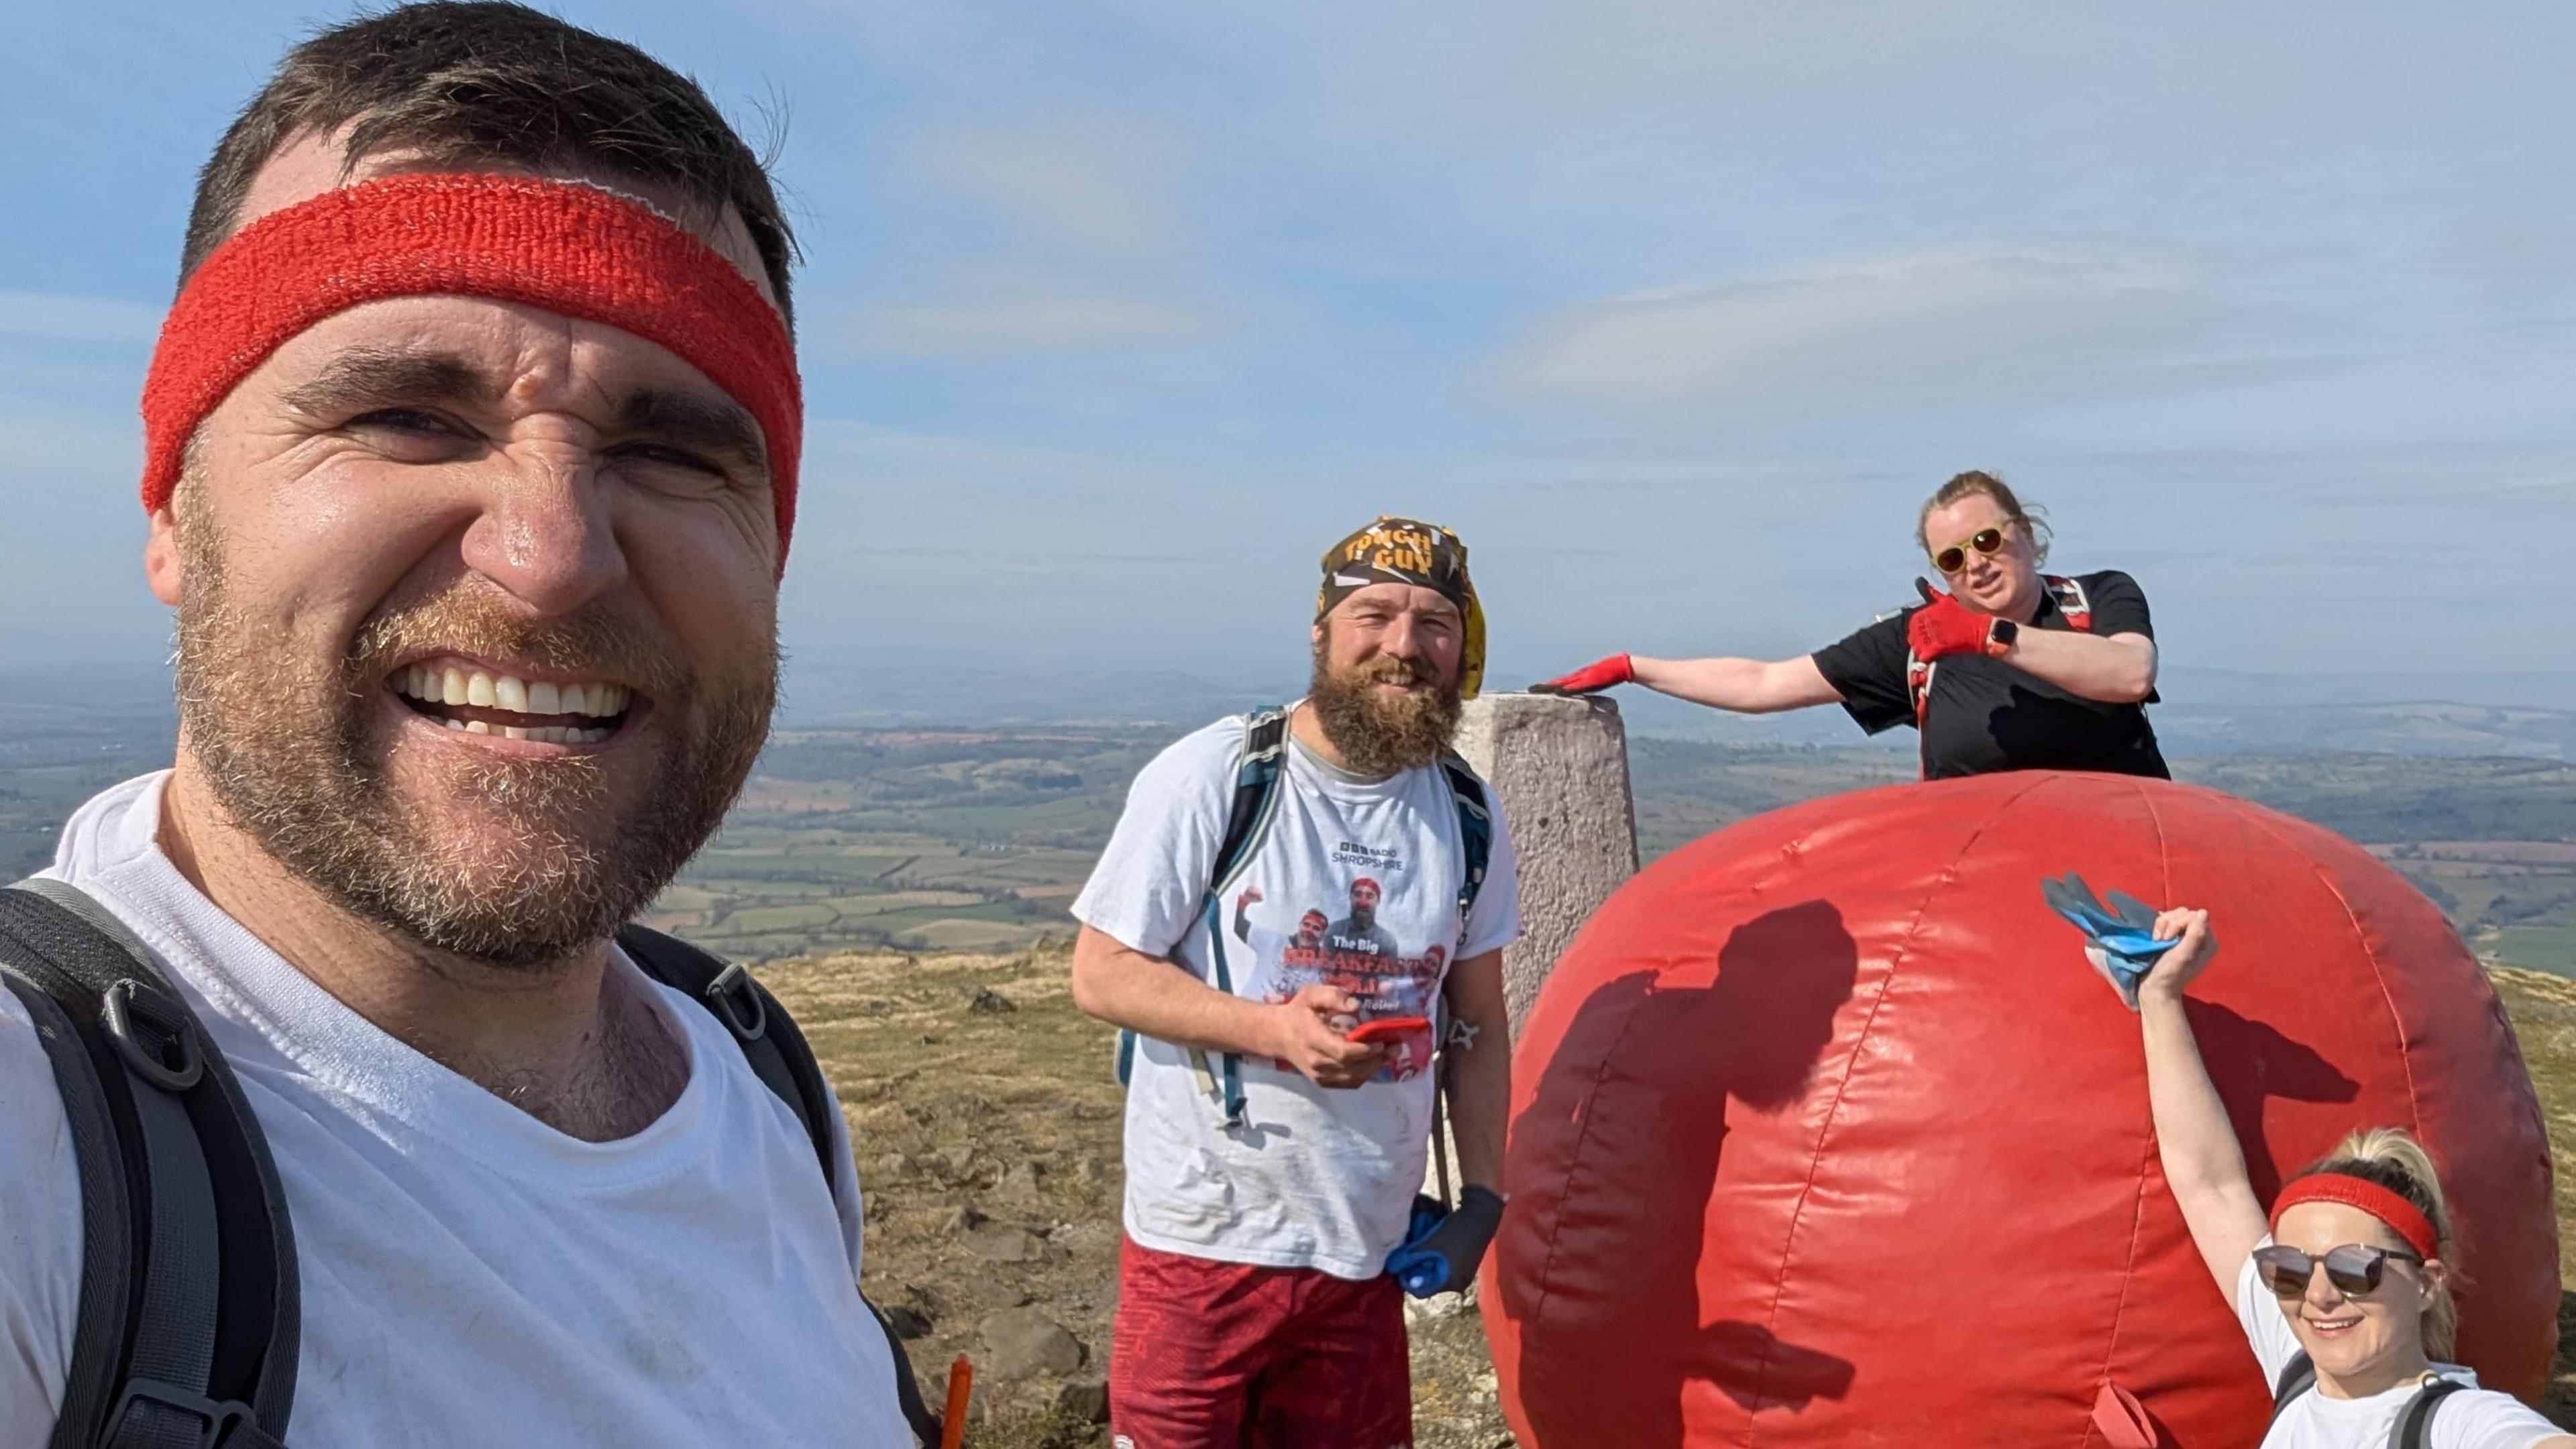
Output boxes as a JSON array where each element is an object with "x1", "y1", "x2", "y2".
[{"x1": 1231, "y1": 873, "x2": 1444, "y2": 1081}]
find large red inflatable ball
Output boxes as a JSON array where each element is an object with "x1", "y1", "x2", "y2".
[{"x1": 1483, "y1": 771, "x2": 2555, "y2": 1448}]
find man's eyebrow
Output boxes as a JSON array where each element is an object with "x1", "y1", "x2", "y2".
[
  {"x1": 279, "y1": 348, "x2": 498, "y2": 417},
  {"x1": 614, "y1": 388, "x2": 769, "y2": 475}
]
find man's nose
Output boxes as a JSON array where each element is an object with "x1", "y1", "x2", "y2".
[
  {"x1": 1379, "y1": 613, "x2": 1422, "y2": 657},
  {"x1": 458, "y1": 449, "x2": 629, "y2": 615}
]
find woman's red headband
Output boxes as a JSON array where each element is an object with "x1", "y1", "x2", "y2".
[
  {"x1": 139, "y1": 172, "x2": 804, "y2": 566},
  {"x1": 2271, "y1": 1173, "x2": 2440, "y2": 1261}
]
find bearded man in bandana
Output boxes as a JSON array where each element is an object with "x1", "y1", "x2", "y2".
[{"x1": 1071, "y1": 517, "x2": 1523, "y2": 1448}]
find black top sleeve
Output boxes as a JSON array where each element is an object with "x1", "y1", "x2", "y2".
[
  {"x1": 2078, "y1": 570, "x2": 2153, "y2": 639},
  {"x1": 1810, "y1": 612, "x2": 1916, "y2": 735}
]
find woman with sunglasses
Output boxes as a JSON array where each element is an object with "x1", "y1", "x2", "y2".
[
  {"x1": 1532, "y1": 470, "x2": 2169, "y2": 780},
  {"x1": 2139, "y1": 907, "x2": 2570, "y2": 1447}
]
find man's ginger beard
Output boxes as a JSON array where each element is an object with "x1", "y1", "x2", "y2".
[
  {"x1": 1307, "y1": 626, "x2": 1464, "y2": 776},
  {"x1": 171, "y1": 492, "x2": 774, "y2": 971}
]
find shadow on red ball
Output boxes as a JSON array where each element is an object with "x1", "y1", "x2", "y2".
[{"x1": 1483, "y1": 771, "x2": 2555, "y2": 1448}]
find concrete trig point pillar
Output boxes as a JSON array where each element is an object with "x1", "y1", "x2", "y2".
[
  {"x1": 1412, "y1": 692, "x2": 1639, "y2": 1316},
  {"x1": 1452, "y1": 692, "x2": 1641, "y2": 1036}
]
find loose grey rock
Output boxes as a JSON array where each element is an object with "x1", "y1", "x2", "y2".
[
  {"x1": 977, "y1": 1306, "x2": 1085, "y2": 1383},
  {"x1": 967, "y1": 986, "x2": 1017, "y2": 1013},
  {"x1": 875, "y1": 1150, "x2": 920, "y2": 1182},
  {"x1": 1075, "y1": 1155, "x2": 1110, "y2": 1186},
  {"x1": 940, "y1": 1145, "x2": 979, "y2": 1181},
  {"x1": 938, "y1": 1203, "x2": 985, "y2": 1236},
  {"x1": 994, "y1": 1159, "x2": 1043, "y2": 1205},
  {"x1": 962, "y1": 1222, "x2": 1046, "y2": 1263},
  {"x1": 1053, "y1": 1377, "x2": 1110, "y2": 1423}
]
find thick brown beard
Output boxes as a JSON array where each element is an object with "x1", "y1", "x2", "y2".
[
  {"x1": 1306, "y1": 635, "x2": 1464, "y2": 775},
  {"x1": 172, "y1": 504, "x2": 774, "y2": 971}
]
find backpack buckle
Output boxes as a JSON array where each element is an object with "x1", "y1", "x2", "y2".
[
  {"x1": 101, "y1": 978, "x2": 204, "y2": 1093},
  {"x1": 704, "y1": 961, "x2": 767, "y2": 1042},
  {"x1": 107, "y1": 1378, "x2": 252, "y2": 1448}
]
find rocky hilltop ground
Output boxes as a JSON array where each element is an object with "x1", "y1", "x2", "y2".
[{"x1": 765, "y1": 947, "x2": 2576, "y2": 1447}]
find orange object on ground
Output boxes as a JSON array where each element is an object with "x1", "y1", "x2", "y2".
[
  {"x1": 1483, "y1": 771, "x2": 2556, "y2": 1446},
  {"x1": 940, "y1": 1355, "x2": 971, "y2": 1449}
]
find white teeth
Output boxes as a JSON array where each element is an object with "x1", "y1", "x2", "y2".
[
  {"x1": 463, "y1": 719, "x2": 491, "y2": 735},
  {"x1": 500, "y1": 726, "x2": 529, "y2": 741},
  {"x1": 443, "y1": 717, "x2": 466, "y2": 731},
  {"x1": 396, "y1": 663, "x2": 628, "y2": 720}
]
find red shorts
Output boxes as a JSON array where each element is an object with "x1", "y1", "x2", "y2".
[{"x1": 1108, "y1": 1236, "x2": 1411, "y2": 1449}]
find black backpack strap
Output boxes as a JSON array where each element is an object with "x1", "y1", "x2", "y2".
[
  {"x1": 1436, "y1": 753, "x2": 1491, "y2": 923},
  {"x1": 1208, "y1": 707, "x2": 1291, "y2": 898},
  {"x1": 616, "y1": 926, "x2": 942, "y2": 1449},
  {"x1": 2269, "y1": 1350, "x2": 2316, "y2": 1425},
  {"x1": 2391, "y1": 1375, "x2": 2463, "y2": 1449},
  {"x1": 0, "y1": 881, "x2": 297, "y2": 1449}
]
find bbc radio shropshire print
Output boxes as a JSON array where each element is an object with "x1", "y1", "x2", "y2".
[{"x1": 1230, "y1": 872, "x2": 1444, "y2": 1083}]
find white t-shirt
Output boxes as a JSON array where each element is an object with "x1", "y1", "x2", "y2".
[
  {"x1": 0, "y1": 773, "x2": 911, "y2": 1448},
  {"x1": 2235, "y1": 1242, "x2": 2565, "y2": 1448},
  {"x1": 1071, "y1": 714, "x2": 1521, "y2": 1281}
]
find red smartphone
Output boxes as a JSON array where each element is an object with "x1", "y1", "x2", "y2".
[{"x1": 1345, "y1": 1016, "x2": 1430, "y2": 1045}]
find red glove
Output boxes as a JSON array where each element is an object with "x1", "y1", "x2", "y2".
[
  {"x1": 1531, "y1": 653, "x2": 1635, "y2": 695},
  {"x1": 1906, "y1": 578, "x2": 2002, "y2": 661}
]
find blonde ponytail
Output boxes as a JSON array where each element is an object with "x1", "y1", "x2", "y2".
[{"x1": 2303, "y1": 1127, "x2": 2458, "y2": 1358}]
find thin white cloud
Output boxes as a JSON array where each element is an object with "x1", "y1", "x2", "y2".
[
  {"x1": 913, "y1": 123, "x2": 1181, "y2": 256},
  {"x1": 1483, "y1": 241, "x2": 2241, "y2": 419},
  {"x1": 0, "y1": 290, "x2": 162, "y2": 344},
  {"x1": 844, "y1": 292, "x2": 1206, "y2": 356}
]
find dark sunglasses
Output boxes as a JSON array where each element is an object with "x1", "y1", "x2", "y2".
[
  {"x1": 1929, "y1": 525, "x2": 2013, "y2": 575},
  {"x1": 2253, "y1": 1242, "x2": 2422, "y2": 1299}
]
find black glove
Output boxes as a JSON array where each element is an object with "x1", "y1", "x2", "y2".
[{"x1": 1385, "y1": 1185, "x2": 1506, "y2": 1297}]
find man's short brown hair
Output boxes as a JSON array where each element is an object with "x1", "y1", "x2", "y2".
[{"x1": 180, "y1": 1, "x2": 798, "y2": 324}]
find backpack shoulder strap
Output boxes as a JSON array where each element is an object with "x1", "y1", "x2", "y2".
[
  {"x1": 0, "y1": 880, "x2": 297, "y2": 1449},
  {"x1": 1117, "y1": 708, "x2": 1291, "y2": 1127},
  {"x1": 2269, "y1": 1350, "x2": 2317, "y2": 1425},
  {"x1": 1210, "y1": 706, "x2": 1291, "y2": 897},
  {"x1": 1436, "y1": 753, "x2": 1492, "y2": 923},
  {"x1": 2045, "y1": 574, "x2": 2094, "y2": 632},
  {"x1": 2391, "y1": 1375, "x2": 2464, "y2": 1449},
  {"x1": 616, "y1": 925, "x2": 943, "y2": 1449}
]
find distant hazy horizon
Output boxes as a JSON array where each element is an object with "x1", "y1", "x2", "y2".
[{"x1": 7, "y1": 3, "x2": 2572, "y2": 683}]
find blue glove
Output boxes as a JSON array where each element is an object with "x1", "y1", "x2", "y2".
[
  {"x1": 2041, "y1": 873, "x2": 2179, "y2": 1009},
  {"x1": 1385, "y1": 1186, "x2": 1505, "y2": 1298}
]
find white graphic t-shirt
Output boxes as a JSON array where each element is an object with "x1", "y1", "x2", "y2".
[
  {"x1": 0, "y1": 773, "x2": 912, "y2": 1448},
  {"x1": 1072, "y1": 712, "x2": 1521, "y2": 1281},
  {"x1": 2234, "y1": 1240, "x2": 2565, "y2": 1448}
]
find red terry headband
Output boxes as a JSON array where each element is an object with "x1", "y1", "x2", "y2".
[
  {"x1": 2271, "y1": 1174, "x2": 2441, "y2": 1261},
  {"x1": 139, "y1": 172, "x2": 804, "y2": 566}
]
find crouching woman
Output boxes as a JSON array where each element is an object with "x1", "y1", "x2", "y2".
[{"x1": 2137, "y1": 909, "x2": 2571, "y2": 1446}]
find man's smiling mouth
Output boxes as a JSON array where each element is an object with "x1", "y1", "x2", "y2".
[{"x1": 392, "y1": 658, "x2": 639, "y2": 743}]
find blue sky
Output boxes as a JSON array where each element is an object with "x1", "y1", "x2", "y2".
[{"x1": 5, "y1": 1, "x2": 2573, "y2": 698}]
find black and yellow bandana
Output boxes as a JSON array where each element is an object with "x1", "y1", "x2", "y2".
[{"x1": 1315, "y1": 515, "x2": 1486, "y2": 700}]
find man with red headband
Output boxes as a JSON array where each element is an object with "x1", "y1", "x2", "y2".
[
  {"x1": 0, "y1": 5, "x2": 911, "y2": 1446},
  {"x1": 1070, "y1": 517, "x2": 1522, "y2": 1447}
]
